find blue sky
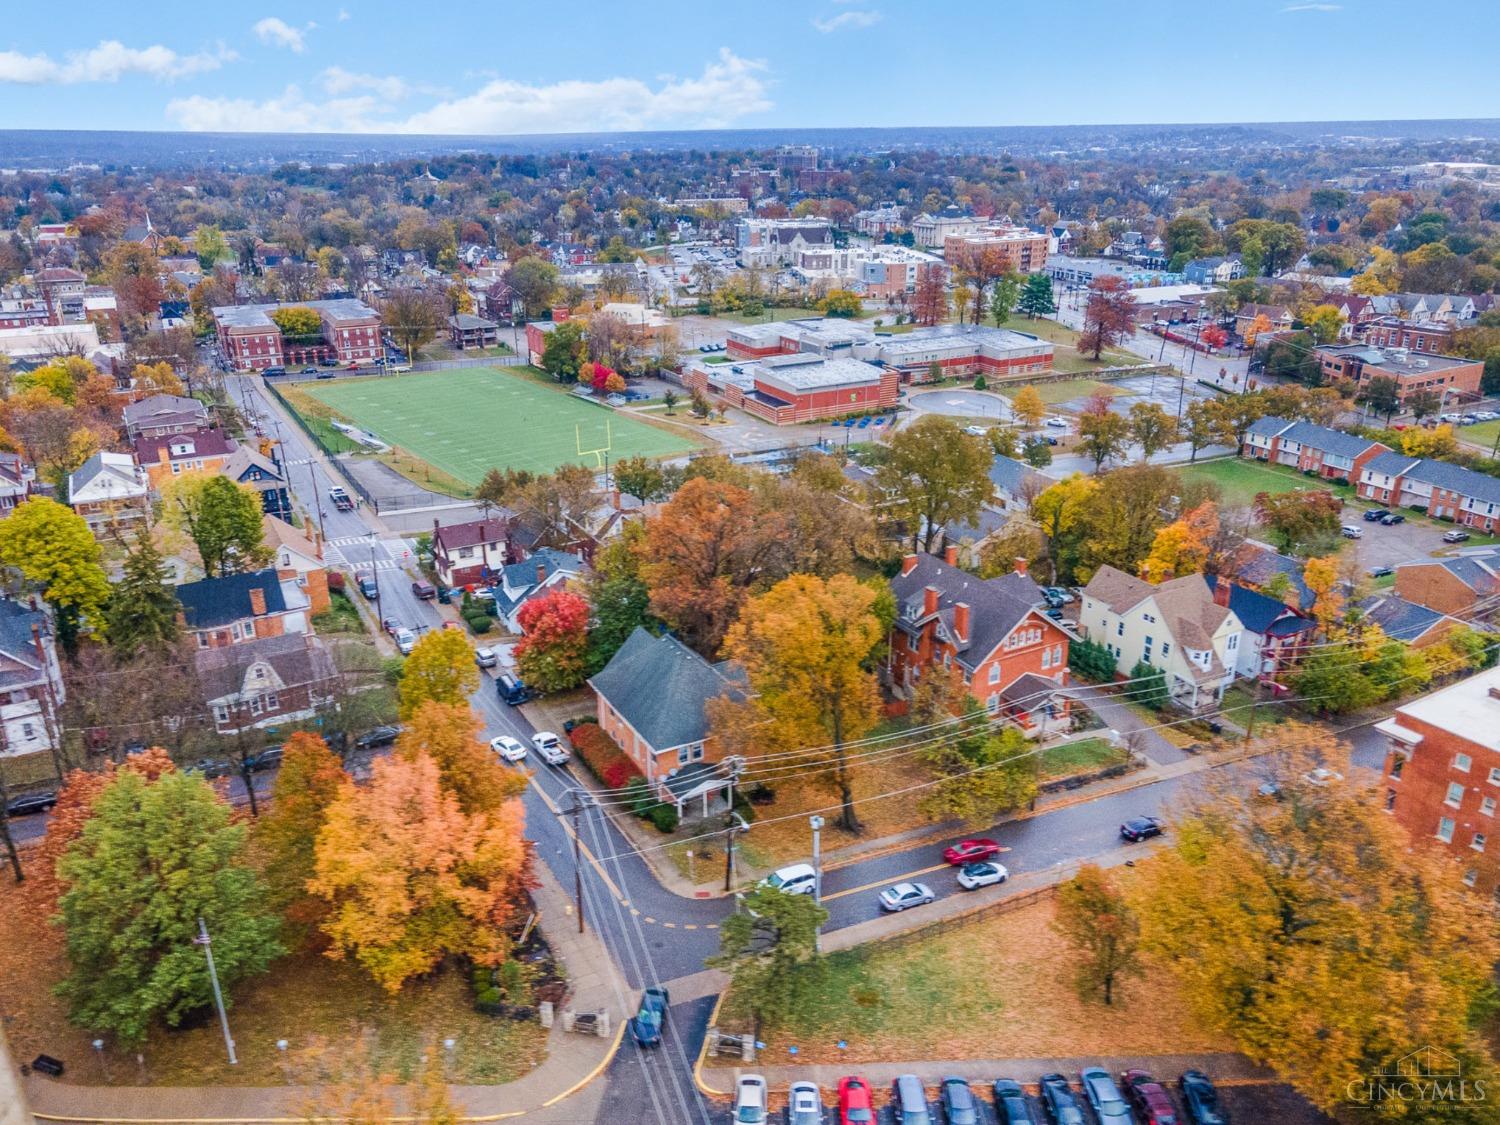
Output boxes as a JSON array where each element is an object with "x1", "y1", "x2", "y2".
[{"x1": 1, "y1": 1, "x2": 1495, "y2": 135}]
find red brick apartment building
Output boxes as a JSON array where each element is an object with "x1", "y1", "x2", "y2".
[
  {"x1": 1314, "y1": 343, "x2": 1482, "y2": 405},
  {"x1": 943, "y1": 225, "x2": 1050, "y2": 274},
  {"x1": 684, "y1": 353, "x2": 899, "y2": 425},
  {"x1": 1379, "y1": 666, "x2": 1500, "y2": 897},
  {"x1": 213, "y1": 298, "x2": 383, "y2": 371}
]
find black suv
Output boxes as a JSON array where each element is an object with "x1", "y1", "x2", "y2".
[
  {"x1": 1363, "y1": 508, "x2": 1389, "y2": 522},
  {"x1": 354, "y1": 725, "x2": 401, "y2": 751},
  {"x1": 5, "y1": 790, "x2": 57, "y2": 817}
]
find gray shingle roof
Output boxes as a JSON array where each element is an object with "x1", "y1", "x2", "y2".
[
  {"x1": 890, "y1": 553, "x2": 1043, "y2": 672},
  {"x1": 1356, "y1": 594, "x2": 1450, "y2": 643},
  {"x1": 0, "y1": 598, "x2": 49, "y2": 693},
  {"x1": 1280, "y1": 421, "x2": 1381, "y2": 461},
  {"x1": 1403, "y1": 459, "x2": 1500, "y2": 507},
  {"x1": 1365, "y1": 451, "x2": 1421, "y2": 477},
  {"x1": 988, "y1": 454, "x2": 1039, "y2": 496},
  {"x1": 193, "y1": 633, "x2": 337, "y2": 701},
  {"x1": 1245, "y1": 415, "x2": 1294, "y2": 440},
  {"x1": 589, "y1": 628, "x2": 746, "y2": 753},
  {"x1": 176, "y1": 569, "x2": 287, "y2": 630}
]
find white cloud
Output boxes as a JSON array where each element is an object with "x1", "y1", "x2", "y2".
[
  {"x1": 167, "y1": 49, "x2": 774, "y2": 135},
  {"x1": 337, "y1": 7, "x2": 351, "y2": 19},
  {"x1": 253, "y1": 17, "x2": 307, "y2": 52},
  {"x1": 813, "y1": 9, "x2": 882, "y2": 31},
  {"x1": 1280, "y1": 3, "x2": 1341, "y2": 9},
  {"x1": 0, "y1": 40, "x2": 232, "y2": 84}
]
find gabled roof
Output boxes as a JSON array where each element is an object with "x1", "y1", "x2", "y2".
[
  {"x1": 589, "y1": 627, "x2": 746, "y2": 753},
  {"x1": 69, "y1": 451, "x2": 146, "y2": 504},
  {"x1": 1085, "y1": 565, "x2": 1234, "y2": 653},
  {"x1": 194, "y1": 633, "x2": 337, "y2": 702},
  {"x1": 1279, "y1": 421, "x2": 1383, "y2": 461},
  {"x1": 1356, "y1": 594, "x2": 1454, "y2": 643},
  {"x1": 433, "y1": 516, "x2": 512, "y2": 553},
  {"x1": 1231, "y1": 543, "x2": 1317, "y2": 612},
  {"x1": 988, "y1": 454, "x2": 1041, "y2": 496},
  {"x1": 132, "y1": 428, "x2": 236, "y2": 464},
  {"x1": 221, "y1": 445, "x2": 283, "y2": 485},
  {"x1": 262, "y1": 515, "x2": 320, "y2": 564},
  {"x1": 890, "y1": 552, "x2": 1045, "y2": 671},
  {"x1": 1205, "y1": 575, "x2": 1314, "y2": 637},
  {"x1": 176, "y1": 568, "x2": 289, "y2": 630},
  {"x1": 500, "y1": 547, "x2": 582, "y2": 592},
  {"x1": 123, "y1": 393, "x2": 208, "y2": 427},
  {"x1": 1364, "y1": 450, "x2": 1421, "y2": 477},
  {"x1": 1245, "y1": 415, "x2": 1294, "y2": 440},
  {"x1": 1402, "y1": 458, "x2": 1500, "y2": 507},
  {"x1": 0, "y1": 598, "x2": 50, "y2": 692}
]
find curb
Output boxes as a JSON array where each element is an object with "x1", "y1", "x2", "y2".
[{"x1": 692, "y1": 990, "x2": 731, "y2": 1099}]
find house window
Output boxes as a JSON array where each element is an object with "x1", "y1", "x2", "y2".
[
  {"x1": 1385, "y1": 788, "x2": 1397, "y2": 811},
  {"x1": 264, "y1": 693, "x2": 279, "y2": 712},
  {"x1": 1455, "y1": 752, "x2": 1473, "y2": 773},
  {"x1": 19, "y1": 722, "x2": 35, "y2": 741},
  {"x1": 1485, "y1": 797, "x2": 1497, "y2": 817},
  {"x1": 676, "y1": 742, "x2": 704, "y2": 765},
  {"x1": 197, "y1": 632, "x2": 210, "y2": 648},
  {"x1": 1117, "y1": 621, "x2": 1124, "y2": 636},
  {"x1": 1474, "y1": 832, "x2": 1488, "y2": 853},
  {"x1": 1464, "y1": 868, "x2": 1479, "y2": 887},
  {"x1": 1390, "y1": 755, "x2": 1405, "y2": 780},
  {"x1": 986, "y1": 693, "x2": 1000, "y2": 714},
  {"x1": 1447, "y1": 781, "x2": 1466, "y2": 807},
  {"x1": 988, "y1": 664, "x2": 1000, "y2": 685},
  {"x1": 1438, "y1": 816, "x2": 1456, "y2": 843},
  {"x1": 249, "y1": 696, "x2": 263, "y2": 717},
  {"x1": 1160, "y1": 642, "x2": 1170, "y2": 658},
  {"x1": 1227, "y1": 634, "x2": 1238, "y2": 651},
  {"x1": 213, "y1": 705, "x2": 231, "y2": 724},
  {"x1": 1042, "y1": 647, "x2": 1051, "y2": 670},
  {"x1": 1487, "y1": 765, "x2": 1500, "y2": 784}
]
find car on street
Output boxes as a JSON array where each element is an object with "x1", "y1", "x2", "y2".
[
  {"x1": 299, "y1": 366, "x2": 317, "y2": 374},
  {"x1": 734, "y1": 1074, "x2": 768, "y2": 1124},
  {"x1": 246, "y1": 746, "x2": 283, "y2": 772},
  {"x1": 957, "y1": 861, "x2": 1008, "y2": 890},
  {"x1": 943, "y1": 837, "x2": 1003, "y2": 864},
  {"x1": 1123, "y1": 1070, "x2": 1178, "y2": 1125},
  {"x1": 185, "y1": 758, "x2": 234, "y2": 779},
  {"x1": 354, "y1": 725, "x2": 400, "y2": 751},
  {"x1": 1303, "y1": 767, "x2": 1344, "y2": 786},
  {"x1": 1178, "y1": 1070, "x2": 1225, "y2": 1125},
  {"x1": 1380, "y1": 513, "x2": 1406, "y2": 526},
  {"x1": 357, "y1": 574, "x2": 379, "y2": 598},
  {"x1": 762, "y1": 862, "x2": 817, "y2": 896},
  {"x1": 1368, "y1": 565, "x2": 1393, "y2": 578},
  {"x1": 837, "y1": 1075, "x2": 875, "y2": 1124},
  {"x1": 1120, "y1": 815, "x2": 1165, "y2": 842},
  {"x1": 1363, "y1": 508, "x2": 1390, "y2": 522},
  {"x1": 1445, "y1": 530, "x2": 1472, "y2": 543},
  {"x1": 531, "y1": 731, "x2": 569, "y2": 765},
  {"x1": 1039, "y1": 1073, "x2": 1086, "y2": 1125},
  {"x1": 394, "y1": 627, "x2": 416, "y2": 655},
  {"x1": 382, "y1": 616, "x2": 400, "y2": 635},
  {"x1": 878, "y1": 882, "x2": 935, "y2": 912},
  {"x1": 490, "y1": 735, "x2": 527, "y2": 763},
  {"x1": 5, "y1": 790, "x2": 57, "y2": 817},
  {"x1": 411, "y1": 579, "x2": 437, "y2": 600},
  {"x1": 1045, "y1": 417, "x2": 1069, "y2": 428},
  {"x1": 992, "y1": 1079, "x2": 1038, "y2": 1124},
  {"x1": 788, "y1": 1081, "x2": 823, "y2": 1125},
  {"x1": 941, "y1": 1076, "x2": 979, "y2": 1125},
  {"x1": 628, "y1": 985, "x2": 669, "y2": 1047},
  {"x1": 474, "y1": 646, "x2": 498, "y2": 668},
  {"x1": 1080, "y1": 1068, "x2": 1132, "y2": 1123},
  {"x1": 1340, "y1": 525, "x2": 1363, "y2": 539}
]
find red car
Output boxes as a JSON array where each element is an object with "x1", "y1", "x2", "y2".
[
  {"x1": 837, "y1": 1075, "x2": 875, "y2": 1125},
  {"x1": 943, "y1": 838, "x2": 1002, "y2": 865},
  {"x1": 1122, "y1": 1069, "x2": 1178, "y2": 1125}
]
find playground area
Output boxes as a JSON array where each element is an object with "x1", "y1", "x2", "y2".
[{"x1": 291, "y1": 367, "x2": 699, "y2": 486}]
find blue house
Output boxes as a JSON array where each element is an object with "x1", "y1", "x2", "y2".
[{"x1": 222, "y1": 447, "x2": 292, "y2": 522}]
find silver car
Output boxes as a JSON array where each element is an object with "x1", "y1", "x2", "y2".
[
  {"x1": 787, "y1": 1081, "x2": 822, "y2": 1125},
  {"x1": 878, "y1": 882, "x2": 935, "y2": 912}
]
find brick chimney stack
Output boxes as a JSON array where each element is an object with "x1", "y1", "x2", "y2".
[
  {"x1": 248, "y1": 586, "x2": 267, "y2": 616},
  {"x1": 923, "y1": 585, "x2": 939, "y2": 617},
  {"x1": 1212, "y1": 577, "x2": 1232, "y2": 608},
  {"x1": 537, "y1": 563, "x2": 548, "y2": 586},
  {"x1": 944, "y1": 544, "x2": 959, "y2": 567},
  {"x1": 1014, "y1": 557, "x2": 1029, "y2": 577},
  {"x1": 953, "y1": 602, "x2": 970, "y2": 643},
  {"x1": 901, "y1": 554, "x2": 919, "y2": 577}
]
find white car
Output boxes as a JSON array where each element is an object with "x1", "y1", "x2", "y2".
[
  {"x1": 394, "y1": 627, "x2": 416, "y2": 655},
  {"x1": 475, "y1": 646, "x2": 498, "y2": 669},
  {"x1": 490, "y1": 735, "x2": 527, "y2": 763},
  {"x1": 956, "y1": 861, "x2": 1009, "y2": 890},
  {"x1": 761, "y1": 863, "x2": 817, "y2": 896},
  {"x1": 1303, "y1": 767, "x2": 1344, "y2": 787},
  {"x1": 1044, "y1": 416, "x2": 1070, "y2": 428},
  {"x1": 531, "y1": 731, "x2": 570, "y2": 765},
  {"x1": 734, "y1": 1074, "x2": 768, "y2": 1125}
]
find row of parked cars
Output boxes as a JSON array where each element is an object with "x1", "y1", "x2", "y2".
[{"x1": 733, "y1": 1069, "x2": 1226, "y2": 1124}]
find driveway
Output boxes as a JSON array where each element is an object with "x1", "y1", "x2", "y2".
[{"x1": 1348, "y1": 514, "x2": 1450, "y2": 573}]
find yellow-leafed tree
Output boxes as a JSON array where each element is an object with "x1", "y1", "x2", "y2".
[{"x1": 397, "y1": 628, "x2": 480, "y2": 718}]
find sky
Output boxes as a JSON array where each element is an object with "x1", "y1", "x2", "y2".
[{"x1": 1, "y1": 0, "x2": 1497, "y2": 136}]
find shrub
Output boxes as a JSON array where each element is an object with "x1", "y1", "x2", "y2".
[
  {"x1": 568, "y1": 723, "x2": 643, "y2": 789},
  {"x1": 973, "y1": 374, "x2": 988, "y2": 390},
  {"x1": 643, "y1": 803, "x2": 679, "y2": 833},
  {"x1": 466, "y1": 614, "x2": 493, "y2": 634},
  {"x1": 328, "y1": 570, "x2": 346, "y2": 592},
  {"x1": 1069, "y1": 636, "x2": 1117, "y2": 683},
  {"x1": 475, "y1": 987, "x2": 505, "y2": 1015}
]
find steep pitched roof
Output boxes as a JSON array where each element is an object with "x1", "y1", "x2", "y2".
[
  {"x1": 1205, "y1": 575, "x2": 1314, "y2": 637},
  {"x1": 194, "y1": 633, "x2": 337, "y2": 702},
  {"x1": 122, "y1": 393, "x2": 208, "y2": 427},
  {"x1": 433, "y1": 516, "x2": 512, "y2": 552},
  {"x1": 0, "y1": 598, "x2": 50, "y2": 693},
  {"x1": 261, "y1": 515, "x2": 320, "y2": 564},
  {"x1": 988, "y1": 454, "x2": 1042, "y2": 497},
  {"x1": 890, "y1": 552, "x2": 1044, "y2": 671},
  {"x1": 1082, "y1": 565, "x2": 1154, "y2": 615},
  {"x1": 175, "y1": 568, "x2": 289, "y2": 630},
  {"x1": 1151, "y1": 573, "x2": 1233, "y2": 651},
  {"x1": 221, "y1": 445, "x2": 283, "y2": 485},
  {"x1": 588, "y1": 627, "x2": 746, "y2": 752},
  {"x1": 132, "y1": 428, "x2": 236, "y2": 464},
  {"x1": 1231, "y1": 543, "x2": 1317, "y2": 612},
  {"x1": 68, "y1": 451, "x2": 146, "y2": 504}
]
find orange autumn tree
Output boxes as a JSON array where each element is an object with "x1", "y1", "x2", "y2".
[
  {"x1": 310, "y1": 752, "x2": 529, "y2": 993},
  {"x1": 250, "y1": 732, "x2": 345, "y2": 940},
  {"x1": 1139, "y1": 502, "x2": 1218, "y2": 583},
  {"x1": 394, "y1": 700, "x2": 526, "y2": 816},
  {"x1": 1301, "y1": 555, "x2": 1344, "y2": 627}
]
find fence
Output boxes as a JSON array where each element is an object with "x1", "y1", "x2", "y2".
[{"x1": 856, "y1": 883, "x2": 1058, "y2": 955}]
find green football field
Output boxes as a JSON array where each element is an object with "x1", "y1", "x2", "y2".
[{"x1": 296, "y1": 367, "x2": 697, "y2": 485}]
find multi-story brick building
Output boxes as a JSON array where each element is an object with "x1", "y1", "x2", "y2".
[
  {"x1": 212, "y1": 298, "x2": 383, "y2": 371},
  {"x1": 132, "y1": 427, "x2": 236, "y2": 490},
  {"x1": 1240, "y1": 416, "x2": 1390, "y2": 483},
  {"x1": 1392, "y1": 549, "x2": 1500, "y2": 617},
  {"x1": 1313, "y1": 343, "x2": 1482, "y2": 405},
  {"x1": 1359, "y1": 315, "x2": 1456, "y2": 354},
  {"x1": 874, "y1": 324, "x2": 1054, "y2": 384},
  {"x1": 1377, "y1": 665, "x2": 1500, "y2": 896},
  {"x1": 735, "y1": 217, "x2": 833, "y2": 268},
  {"x1": 175, "y1": 568, "x2": 312, "y2": 649},
  {"x1": 1358, "y1": 453, "x2": 1500, "y2": 532},
  {"x1": 943, "y1": 226, "x2": 1050, "y2": 275},
  {"x1": 684, "y1": 353, "x2": 900, "y2": 425}
]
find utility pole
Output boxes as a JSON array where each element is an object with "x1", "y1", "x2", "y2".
[
  {"x1": 195, "y1": 917, "x2": 237, "y2": 1066},
  {"x1": 566, "y1": 792, "x2": 590, "y2": 934},
  {"x1": 723, "y1": 808, "x2": 737, "y2": 892},
  {"x1": 809, "y1": 815, "x2": 825, "y2": 954},
  {"x1": 368, "y1": 533, "x2": 382, "y2": 625}
]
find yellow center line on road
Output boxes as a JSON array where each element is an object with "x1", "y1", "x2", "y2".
[{"x1": 821, "y1": 861, "x2": 954, "y2": 902}]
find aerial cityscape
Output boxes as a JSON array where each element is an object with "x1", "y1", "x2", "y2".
[{"x1": 4, "y1": 3, "x2": 1500, "y2": 1123}]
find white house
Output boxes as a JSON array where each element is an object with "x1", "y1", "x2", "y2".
[{"x1": 1078, "y1": 566, "x2": 1243, "y2": 713}]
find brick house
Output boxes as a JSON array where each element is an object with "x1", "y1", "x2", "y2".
[
  {"x1": 1359, "y1": 454, "x2": 1500, "y2": 532},
  {"x1": 432, "y1": 515, "x2": 515, "y2": 589},
  {"x1": 1393, "y1": 549, "x2": 1500, "y2": 617},
  {"x1": 122, "y1": 393, "x2": 210, "y2": 440},
  {"x1": 132, "y1": 428, "x2": 237, "y2": 490},
  {"x1": 888, "y1": 547, "x2": 1071, "y2": 730},
  {"x1": 589, "y1": 626, "x2": 747, "y2": 814},
  {"x1": 196, "y1": 633, "x2": 338, "y2": 736},
  {"x1": 212, "y1": 298, "x2": 383, "y2": 371},
  {"x1": 176, "y1": 569, "x2": 312, "y2": 649},
  {"x1": 1314, "y1": 344, "x2": 1482, "y2": 405},
  {"x1": 1239, "y1": 416, "x2": 1390, "y2": 483},
  {"x1": 262, "y1": 515, "x2": 331, "y2": 616},
  {"x1": 1356, "y1": 593, "x2": 1460, "y2": 649},
  {"x1": 942, "y1": 225, "x2": 1050, "y2": 274},
  {"x1": 1359, "y1": 315, "x2": 1455, "y2": 354},
  {"x1": 1377, "y1": 666, "x2": 1500, "y2": 896},
  {"x1": 447, "y1": 313, "x2": 499, "y2": 350}
]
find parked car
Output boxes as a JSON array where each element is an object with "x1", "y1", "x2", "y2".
[
  {"x1": 878, "y1": 882, "x2": 935, "y2": 912},
  {"x1": 382, "y1": 616, "x2": 400, "y2": 635},
  {"x1": 1039, "y1": 1073, "x2": 1086, "y2": 1125},
  {"x1": 788, "y1": 1082, "x2": 823, "y2": 1125},
  {"x1": 1045, "y1": 417, "x2": 1069, "y2": 428},
  {"x1": 1380, "y1": 513, "x2": 1406, "y2": 526},
  {"x1": 496, "y1": 673, "x2": 531, "y2": 706},
  {"x1": 246, "y1": 745, "x2": 283, "y2": 772},
  {"x1": 837, "y1": 1075, "x2": 875, "y2": 1125},
  {"x1": 956, "y1": 861, "x2": 1008, "y2": 890},
  {"x1": 890, "y1": 1075, "x2": 931, "y2": 1125},
  {"x1": 1363, "y1": 508, "x2": 1390, "y2": 522},
  {"x1": 943, "y1": 837, "x2": 1003, "y2": 865},
  {"x1": 185, "y1": 758, "x2": 234, "y2": 779},
  {"x1": 490, "y1": 735, "x2": 527, "y2": 763},
  {"x1": 762, "y1": 863, "x2": 817, "y2": 896},
  {"x1": 1369, "y1": 565, "x2": 1393, "y2": 578},
  {"x1": 734, "y1": 1074, "x2": 768, "y2": 1124},
  {"x1": 1042, "y1": 586, "x2": 1075, "y2": 606},
  {"x1": 1080, "y1": 1068, "x2": 1132, "y2": 1123},
  {"x1": 1120, "y1": 816, "x2": 1165, "y2": 842},
  {"x1": 1445, "y1": 530, "x2": 1472, "y2": 543},
  {"x1": 299, "y1": 366, "x2": 318, "y2": 374},
  {"x1": 941, "y1": 1076, "x2": 979, "y2": 1125},
  {"x1": 992, "y1": 1079, "x2": 1039, "y2": 1125},
  {"x1": 1178, "y1": 1070, "x2": 1226, "y2": 1125},
  {"x1": 1123, "y1": 1070, "x2": 1178, "y2": 1125},
  {"x1": 5, "y1": 790, "x2": 57, "y2": 817},
  {"x1": 394, "y1": 627, "x2": 416, "y2": 655},
  {"x1": 411, "y1": 579, "x2": 437, "y2": 599},
  {"x1": 628, "y1": 985, "x2": 669, "y2": 1047},
  {"x1": 357, "y1": 574, "x2": 380, "y2": 598},
  {"x1": 1303, "y1": 767, "x2": 1344, "y2": 786},
  {"x1": 474, "y1": 645, "x2": 498, "y2": 668},
  {"x1": 1340, "y1": 525, "x2": 1363, "y2": 539},
  {"x1": 531, "y1": 731, "x2": 569, "y2": 765},
  {"x1": 353, "y1": 725, "x2": 400, "y2": 751}
]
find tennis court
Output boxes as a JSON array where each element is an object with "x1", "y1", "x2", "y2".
[{"x1": 296, "y1": 367, "x2": 697, "y2": 486}]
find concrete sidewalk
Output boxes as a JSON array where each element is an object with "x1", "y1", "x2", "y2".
[{"x1": 22, "y1": 865, "x2": 628, "y2": 1124}]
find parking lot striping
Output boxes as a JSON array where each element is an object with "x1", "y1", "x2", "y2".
[{"x1": 822, "y1": 861, "x2": 953, "y2": 902}]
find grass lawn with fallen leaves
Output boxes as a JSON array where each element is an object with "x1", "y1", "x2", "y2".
[
  {"x1": 0, "y1": 866, "x2": 548, "y2": 1087},
  {"x1": 1038, "y1": 737, "x2": 1128, "y2": 780},
  {"x1": 717, "y1": 881, "x2": 1232, "y2": 1063},
  {"x1": 1002, "y1": 378, "x2": 1120, "y2": 406}
]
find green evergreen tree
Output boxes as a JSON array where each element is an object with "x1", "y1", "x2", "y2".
[
  {"x1": 106, "y1": 529, "x2": 181, "y2": 656},
  {"x1": 55, "y1": 771, "x2": 282, "y2": 1044},
  {"x1": 1129, "y1": 660, "x2": 1170, "y2": 712},
  {"x1": 1017, "y1": 273, "x2": 1057, "y2": 319}
]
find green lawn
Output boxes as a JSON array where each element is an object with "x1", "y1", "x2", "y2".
[
  {"x1": 296, "y1": 367, "x2": 697, "y2": 485},
  {"x1": 1038, "y1": 736, "x2": 1128, "y2": 780},
  {"x1": 1011, "y1": 317, "x2": 1136, "y2": 373},
  {"x1": 1002, "y1": 378, "x2": 1119, "y2": 406},
  {"x1": 1176, "y1": 457, "x2": 1352, "y2": 509},
  {"x1": 715, "y1": 305, "x2": 824, "y2": 324},
  {"x1": 1464, "y1": 419, "x2": 1500, "y2": 450}
]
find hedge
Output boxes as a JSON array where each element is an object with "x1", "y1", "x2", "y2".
[{"x1": 568, "y1": 723, "x2": 643, "y2": 790}]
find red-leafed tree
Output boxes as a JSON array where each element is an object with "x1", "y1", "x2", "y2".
[
  {"x1": 515, "y1": 589, "x2": 591, "y2": 692},
  {"x1": 590, "y1": 363, "x2": 618, "y2": 393},
  {"x1": 911, "y1": 265, "x2": 949, "y2": 326},
  {"x1": 1078, "y1": 275, "x2": 1137, "y2": 360},
  {"x1": 1200, "y1": 325, "x2": 1229, "y2": 350}
]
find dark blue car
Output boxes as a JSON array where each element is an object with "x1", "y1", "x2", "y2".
[
  {"x1": 1179, "y1": 1070, "x2": 1227, "y2": 1125},
  {"x1": 629, "y1": 986, "x2": 669, "y2": 1047}
]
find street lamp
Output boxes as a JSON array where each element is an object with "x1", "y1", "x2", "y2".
[
  {"x1": 809, "y1": 815, "x2": 825, "y2": 953},
  {"x1": 194, "y1": 917, "x2": 237, "y2": 1065}
]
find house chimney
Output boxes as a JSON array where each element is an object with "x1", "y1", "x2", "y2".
[
  {"x1": 901, "y1": 553, "x2": 919, "y2": 577},
  {"x1": 923, "y1": 585, "x2": 939, "y2": 617},
  {"x1": 537, "y1": 563, "x2": 548, "y2": 586},
  {"x1": 611, "y1": 488, "x2": 622, "y2": 511},
  {"x1": 944, "y1": 544, "x2": 959, "y2": 567},
  {"x1": 1213, "y1": 578, "x2": 1232, "y2": 609},
  {"x1": 248, "y1": 586, "x2": 267, "y2": 616},
  {"x1": 1014, "y1": 557, "x2": 1028, "y2": 577},
  {"x1": 953, "y1": 602, "x2": 970, "y2": 643}
]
